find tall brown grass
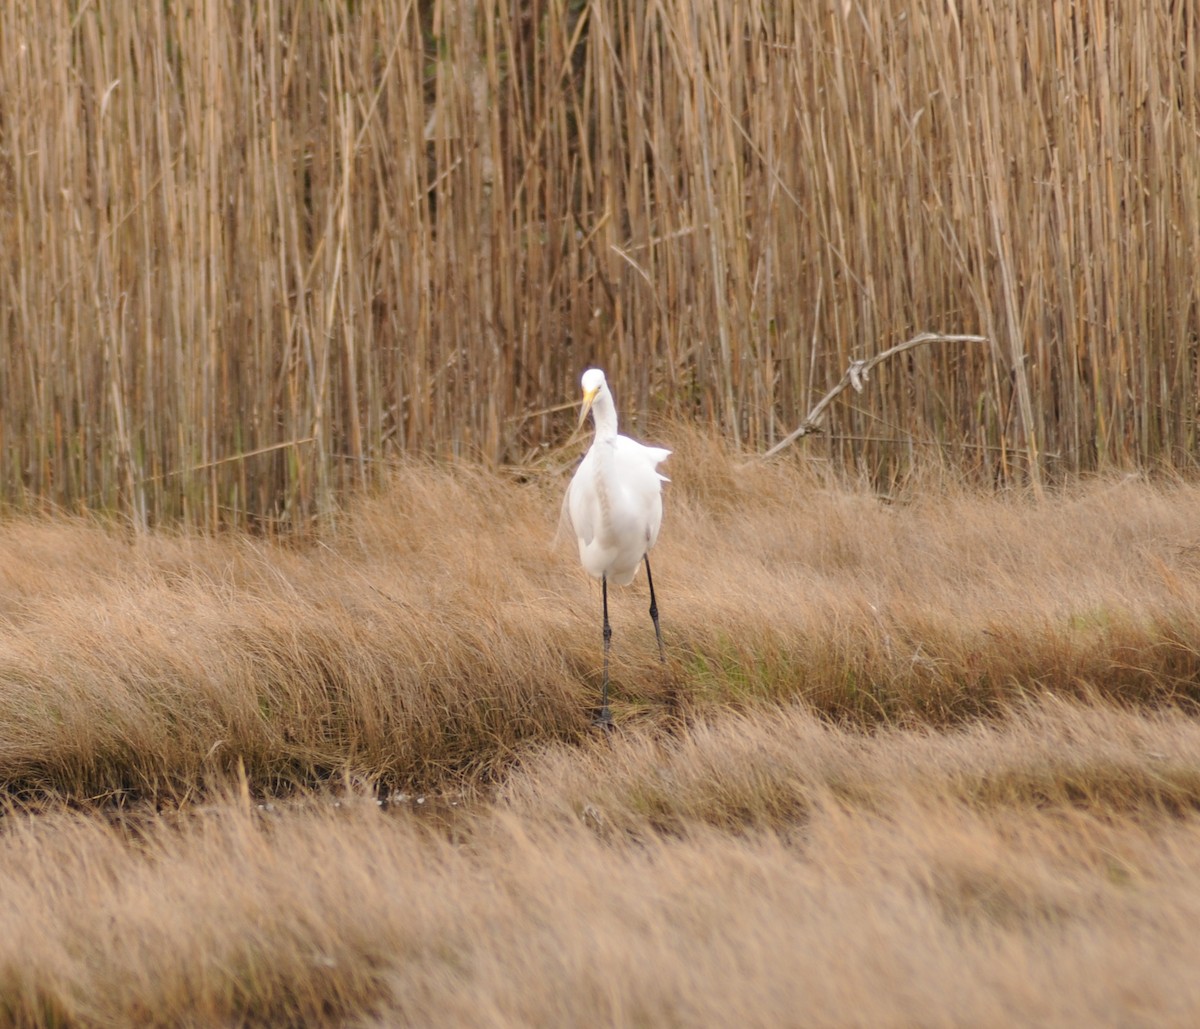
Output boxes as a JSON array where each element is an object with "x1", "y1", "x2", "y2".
[
  {"x1": 1, "y1": 446, "x2": 1200, "y2": 1021},
  {"x1": 5, "y1": 699, "x2": 1200, "y2": 1025},
  {"x1": 3, "y1": 2, "x2": 1198, "y2": 528},
  {"x1": 2, "y1": 431, "x2": 1200, "y2": 802}
]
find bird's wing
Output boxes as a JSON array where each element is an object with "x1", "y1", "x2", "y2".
[
  {"x1": 557, "y1": 488, "x2": 575, "y2": 545},
  {"x1": 643, "y1": 445, "x2": 672, "y2": 480},
  {"x1": 600, "y1": 437, "x2": 668, "y2": 553},
  {"x1": 612, "y1": 437, "x2": 671, "y2": 479},
  {"x1": 564, "y1": 455, "x2": 597, "y2": 547}
]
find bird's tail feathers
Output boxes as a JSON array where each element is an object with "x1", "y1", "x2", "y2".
[
  {"x1": 651, "y1": 446, "x2": 671, "y2": 483},
  {"x1": 646, "y1": 446, "x2": 672, "y2": 467}
]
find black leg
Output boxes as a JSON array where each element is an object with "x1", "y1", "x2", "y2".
[
  {"x1": 645, "y1": 554, "x2": 665, "y2": 663},
  {"x1": 594, "y1": 574, "x2": 614, "y2": 729}
]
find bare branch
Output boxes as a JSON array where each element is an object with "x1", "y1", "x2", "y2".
[{"x1": 763, "y1": 333, "x2": 989, "y2": 459}]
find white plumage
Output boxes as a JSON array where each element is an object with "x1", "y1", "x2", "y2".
[{"x1": 563, "y1": 368, "x2": 670, "y2": 727}]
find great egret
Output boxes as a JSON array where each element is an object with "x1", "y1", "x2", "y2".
[{"x1": 563, "y1": 368, "x2": 671, "y2": 728}]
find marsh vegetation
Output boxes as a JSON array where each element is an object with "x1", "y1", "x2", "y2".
[
  {"x1": 3, "y1": 2, "x2": 1198, "y2": 528},
  {"x1": 3, "y1": 443, "x2": 1200, "y2": 1023},
  {"x1": 3, "y1": 2, "x2": 1200, "y2": 1024}
]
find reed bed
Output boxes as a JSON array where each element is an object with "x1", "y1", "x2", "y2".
[{"x1": 3, "y1": 2, "x2": 1198, "y2": 529}]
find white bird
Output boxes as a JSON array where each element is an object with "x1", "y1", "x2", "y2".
[{"x1": 563, "y1": 368, "x2": 671, "y2": 727}]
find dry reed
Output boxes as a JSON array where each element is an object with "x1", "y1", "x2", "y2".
[{"x1": 2, "y1": 2, "x2": 1198, "y2": 529}]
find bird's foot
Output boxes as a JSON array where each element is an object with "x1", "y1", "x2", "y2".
[{"x1": 591, "y1": 705, "x2": 614, "y2": 731}]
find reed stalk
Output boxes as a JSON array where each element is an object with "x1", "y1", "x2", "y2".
[{"x1": 2, "y1": 1, "x2": 1196, "y2": 528}]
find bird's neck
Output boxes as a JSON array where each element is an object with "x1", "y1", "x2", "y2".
[{"x1": 591, "y1": 388, "x2": 619, "y2": 439}]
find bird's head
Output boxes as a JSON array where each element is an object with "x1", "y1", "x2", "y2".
[{"x1": 576, "y1": 368, "x2": 607, "y2": 432}]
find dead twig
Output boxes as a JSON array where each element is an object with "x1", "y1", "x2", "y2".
[{"x1": 763, "y1": 333, "x2": 989, "y2": 459}]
